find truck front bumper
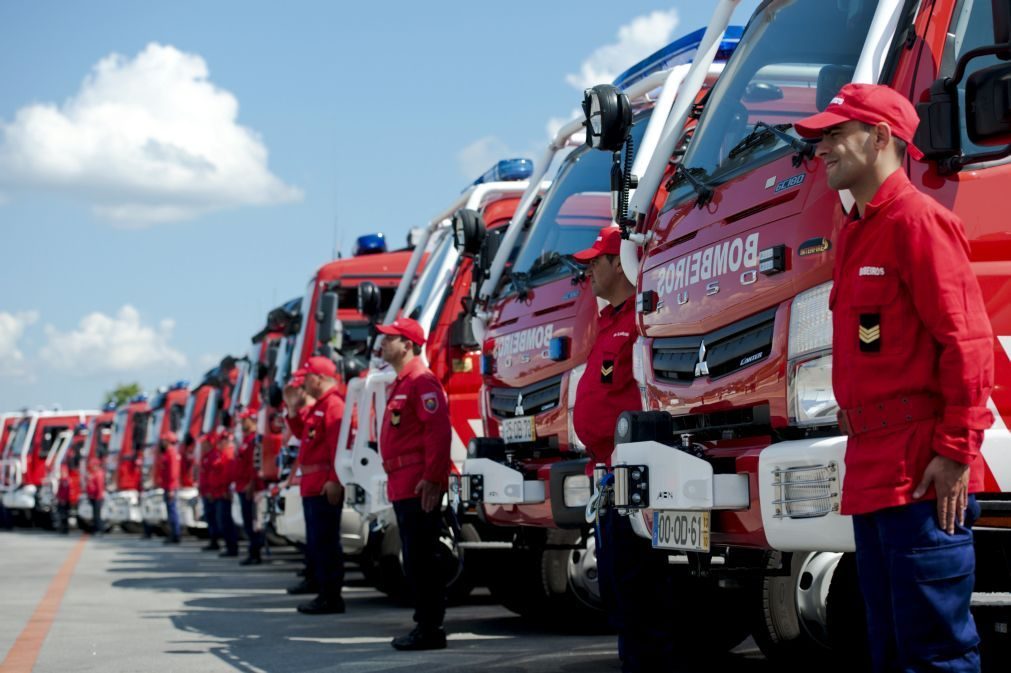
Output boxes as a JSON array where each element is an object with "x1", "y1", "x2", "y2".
[{"x1": 107, "y1": 490, "x2": 142, "y2": 524}]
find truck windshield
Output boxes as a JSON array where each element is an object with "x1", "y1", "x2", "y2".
[
  {"x1": 404, "y1": 230, "x2": 455, "y2": 325},
  {"x1": 291, "y1": 278, "x2": 315, "y2": 369},
  {"x1": 8, "y1": 420, "x2": 31, "y2": 457},
  {"x1": 178, "y1": 396, "x2": 195, "y2": 441},
  {"x1": 672, "y1": 0, "x2": 879, "y2": 201},
  {"x1": 146, "y1": 409, "x2": 165, "y2": 446},
  {"x1": 109, "y1": 410, "x2": 128, "y2": 457},
  {"x1": 506, "y1": 113, "x2": 650, "y2": 293}
]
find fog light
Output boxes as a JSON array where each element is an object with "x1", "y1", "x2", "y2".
[
  {"x1": 613, "y1": 464, "x2": 649, "y2": 508},
  {"x1": 562, "y1": 474, "x2": 592, "y2": 508},
  {"x1": 772, "y1": 463, "x2": 839, "y2": 519}
]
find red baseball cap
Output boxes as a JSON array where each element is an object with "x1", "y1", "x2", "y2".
[
  {"x1": 160, "y1": 431, "x2": 177, "y2": 444},
  {"x1": 376, "y1": 318, "x2": 426, "y2": 346},
  {"x1": 572, "y1": 226, "x2": 622, "y2": 262},
  {"x1": 285, "y1": 373, "x2": 305, "y2": 389},
  {"x1": 300, "y1": 355, "x2": 338, "y2": 379},
  {"x1": 794, "y1": 83, "x2": 924, "y2": 160},
  {"x1": 238, "y1": 407, "x2": 258, "y2": 421}
]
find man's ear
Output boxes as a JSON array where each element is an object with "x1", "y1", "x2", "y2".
[{"x1": 873, "y1": 121, "x2": 893, "y2": 153}]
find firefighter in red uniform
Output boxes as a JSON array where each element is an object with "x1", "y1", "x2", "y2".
[
  {"x1": 156, "y1": 431, "x2": 182, "y2": 544},
  {"x1": 199, "y1": 432, "x2": 222, "y2": 551},
  {"x1": 207, "y1": 418, "x2": 239, "y2": 557},
  {"x1": 377, "y1": 318, "x2": 452, "y2": 651},
  {"x1": 284, "y1": 356, "x2": 346, "y2": 615},
  {"x1": 282, "y1": 373, "x2": 321, "y2": 595},
  {"x1": 85, "y1": 459, "x2": 106, "y2": 535},
  {"x1": 796, "y1": 83, "x2": 994, "y2": 672},
  {"x1": 571, "y1": 227, "x2": 674, "y2": 672},
  {"x1": 235, "y1": 408, "x2": 265, "y2": 565},
  {"x1": 56, "y1": 466, "x2": 72, "y2": 535}
]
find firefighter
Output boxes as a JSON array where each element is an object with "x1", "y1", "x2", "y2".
[
  {"x1": 377, "y1": 318, "x2": 452, "y2": 651},
  {"x1": 235, "y1": 408, "x2": 265, "y2": 565},
  {"x1": 208, "y1": 417, "x2": 239, "y2": 557},
  {"x1": 570, "y1": 226, "x2": 674, "y2": 672},
  {"x1": 795, "y1": 83, "x2": 994, "y2": 672},
  {"x1": 56, "y1": 466, "x2": 72, "y2": 534},
  {"x1": 284, "y1": 356, "x2": 346, "y2": 614},
  {"x1": 282, "y1": 374, "x2": 320, "y2": 595},
  {"x1": 198, "y1": 432, "x2": 222, "y2": 551},
  {"x1": 85, "y1": 459, "x2": 105, "y2": 535},
  {"x1": 157, "y1": 431, "x2": 182, "y2": 544}
]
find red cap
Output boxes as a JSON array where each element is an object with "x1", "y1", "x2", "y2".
[
  {"x1": 285, "y1": 373, "x2": 305, "y2": 389},
  {"x1": 794, "y1": 83, "x2": 923, "y2": 160},
  {"x1": 376, "y1": 318, "x2": 426, "y2": 346},
  {"x1": 160, "y1": 431, "x2": 177, "y2": 444},
  {"x1": 301, "y1": 355, "x2": 338, "y2": 379},
  {"x1": 572, "y1": 226, "x2": 622, "y2": 262},
  {"x1": 238, "y1": 407, "x2": 258, "y2": 421}
]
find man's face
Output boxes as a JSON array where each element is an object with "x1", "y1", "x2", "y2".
[
  {"x1": 587, "y1": 254, "x2": 622, "y2": 299},
  {"x1": 380, "y1": 335, "x2": 410, "y2": 365},
  {"x1": 304, "y1": 372, "x2": 324, "y2": 398},
  {"x1": 242, "y1": 417, "x2": 257, "y2": 434},
  {"x1": 815, "y1": 121, "x2": 877, "y2": 191}
]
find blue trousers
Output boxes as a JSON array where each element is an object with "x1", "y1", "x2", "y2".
[
  {"x1": 239, "y1": 493, "x2": 265, "y2": 557},
  {"x1": 303, "y1": 495, "x2": 344, "y2": 599},
  {"x1": 853, "y1": 496, "x2": 981, "y2": 673},
  {"x1": 595, "y1": 508, "x2": 675, "y2": 673},
  {"x1": 90, "y1": 498, "x2": 104, "y2": 533},
  {"x1": 394, "y1": 498, "x2": 446, "y2": 630},
  {"x1": 164, "y1": 491, "x2": 180, "y2": 541},
  {"x1": 202, "y1": 496, "x2": 220, "y2": 541},
  {"x1": 213, "y1": 498, "x2": 238, "y2": 553}
]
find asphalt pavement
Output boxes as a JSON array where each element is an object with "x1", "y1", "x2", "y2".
[{"x1": 0, "y1": 529, "x2": 777, "y2": 672}]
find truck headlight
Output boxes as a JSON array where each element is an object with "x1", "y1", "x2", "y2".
[
  {"x1": 562, "y1": 474, "x2": 591, "y2": 508},
  {"x1": 787, "y1": 282, "x2": 837, "y2": 427}
]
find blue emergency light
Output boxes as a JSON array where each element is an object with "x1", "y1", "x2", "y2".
[
  {"x1": 171, "y1": 380, "x2": 189, "y2": 390},
  {"x1": 130, "y1": 393, "x2": 149, "y2": 404},
  {"x1": 471, "y1": 158, "x2": 534, "y2": 188},
  {"x1": 103, "y1": 402, "x2": 118, "y2": 412},
  {"x1": 353, "y1": 233, "x2": 388, "y2": 257},
  {"x1": 611, "y1": 26, "x2": 743, "y2": 90}
]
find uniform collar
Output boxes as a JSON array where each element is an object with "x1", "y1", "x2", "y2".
[
  {"x1": 852, "y1": 168, "x2": 910, "y2": 221},
  {"x1": 396, "y1": 356, "x2": 425, "y2": 381},
  {"x1": 314, "y1": 384, "x2": 340, "y2": 406},
  {"x1": 601, "y1": 298, "x2": 630, "y2": 319}
]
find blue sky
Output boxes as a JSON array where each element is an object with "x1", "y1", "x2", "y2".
[{"x1": 0, "y1": 0, "x2": 759, "y2": 411}]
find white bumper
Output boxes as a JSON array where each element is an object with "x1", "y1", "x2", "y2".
[
  {"x1": 179, "y1": 488, "x2": 204, "y2": 529},
  {"x1": 106, "y1": 490, "x2": 142, "y2": 524},
  {"x1": 2, "y1": 485, "x2": 37, "y2": 511},
  {"x1": 78, "y1": 499, "x2": 93, "y2": 522},
  {"x1": 141, "y1": 489, "x2": 167, "y2": 525},
  {"x1": 455, "y1": 458, "x2": 545, "y2": 505},
  {"x1": 274, "y1": 485, "x2": 305, "y2": 543}
]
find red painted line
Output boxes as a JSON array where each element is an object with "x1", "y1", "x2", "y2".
[{"x1": 0, "y1": 535, "x2": 88, "y2": 673}]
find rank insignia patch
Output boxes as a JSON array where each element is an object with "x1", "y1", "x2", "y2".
[
  {"x1": 391, "y1": 412, "x2": 401, "y2": 427},
  {"x1": 421, "y1": 392, "x2": 439, "y2": 413},
  {"x1": 601, "y1": 359, "x2": 614, "y2": 384},
  {"x1": 859, "y1": 313, "x2": 880, "y2": 352}
]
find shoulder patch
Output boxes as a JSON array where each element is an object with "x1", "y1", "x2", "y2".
[{"x1": 421, "y1": 391, "x2": 439, "y2": 413}]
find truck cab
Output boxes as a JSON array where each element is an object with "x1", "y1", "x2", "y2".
[
  {"x1": 598, "y1": 0, "x2": 1011, "y2": 662},
  {"x1": 104, "y1": 396, "x2": 152, "y2": 531},
  {"x1": 36, "y1": 424, "x2": 90, "y2": 527},
  {"x1": 139, "y1": 383, "x2": 189, "y2": 529},
  {"x1": 76, "y1": 406, "x2": 115, "y2": 529}
]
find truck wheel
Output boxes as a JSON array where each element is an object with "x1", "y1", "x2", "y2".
[
  {"x1": 825, "y1": 553, "x2": 871, "y2": 671},
  {"x1": 751, "y1": 551, "x2": 827, "y2": 661},
  {"x1": 670, "y1": 569, "x2": 751, "y2": 655}
]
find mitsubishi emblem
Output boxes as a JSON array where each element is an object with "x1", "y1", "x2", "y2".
[
  {"x1": 514, "y1": 393, "x2": 525, "y2": 417},
  {"x1": 694, "y1": 341, "x2": 710, "y2": 377}
]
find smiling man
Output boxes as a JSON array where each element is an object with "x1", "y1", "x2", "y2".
[{"x1": 796, "y1": 83, "x2": 994, "y2": 672}]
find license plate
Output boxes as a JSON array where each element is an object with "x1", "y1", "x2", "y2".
[
  {"x1": 500, "y1": 416, "x2": 536, "y2": 444},
  {"x1": 652, "y1": 510, "x2": 711, "y2": 552}
]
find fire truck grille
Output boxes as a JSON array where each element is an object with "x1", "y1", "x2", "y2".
[
  {"x1": 652, "y1": 307, "x2": 776, "y2": 384},
  {"x1": 488, "y1": 374, "x2": 563, "y2": 419}
]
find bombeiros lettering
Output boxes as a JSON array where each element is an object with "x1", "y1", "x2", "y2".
[
  {"x1": 654, "y1": 233, "x2": 761, "y2": 299},
  {"x1": 494, "y1": 324, "x2": 555, "y2": 359}
]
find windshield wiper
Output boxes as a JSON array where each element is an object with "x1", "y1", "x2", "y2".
[
  {"x1": 558, "y1": 254, "x2": 587, "y2": 284},
  {"x1": 728, "y1": 121, "x2": 816, "y2": 167},
  {"x1": 508, "y1": 270, "x2": 532, "y2": 299},
  {"x1": 526, "y1": 251, "x2": 563, "y2": 279},
  {"x1": 672, "y1": 164, "x2": 714, "y2": 209}
]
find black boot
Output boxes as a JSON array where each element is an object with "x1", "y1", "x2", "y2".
[
  {"x1": 286, "y1": 579, "x2": 318, "y2": 595},
  {"x1": 297, "y1": 595, "x2": 345, "y2": 615},
  {"x1": 201, "y1": 541, "x2": 221, "y2": 552},
  {"x1": 240, "y1": 555, "x2": 261, "y2": 566},
  {"x1": 391, "y1": 626, "x2": 447, "y2": 651}
]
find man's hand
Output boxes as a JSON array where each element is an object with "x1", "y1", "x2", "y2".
[
  {"x1": 322, "y1": 480, "x2": 343, "y2": 507},
  {"x1": 283, "y1": 386, "x2": 305, "y2": 413},
  {"x1": 913, "y1": 454, "x2": 970, "y2": 534},
  {"x1": 415, "y1": 479, "x2": 443, "y2": 513}
]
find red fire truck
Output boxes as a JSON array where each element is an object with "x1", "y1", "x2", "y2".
[
  {"x1": 76, "y1": 406, "x2": 115, "y2": 531},
  {"x1": 452, "y1": 31, "x2": 739, "y2": 617},
  {"x1": 139, "y1": 382, "x2": 190, "y2": 530},
  {"x1": 1, "y1": 409, "x2": 97, "y2": 526},
  {"x1": 337, "y1": 168, "x2": 530, "y2": 596},
  {"x1": 104, "y1": 395, "x2": 152, "y2": 531},
  {"x1": 582, "y1": 0, "x2": 1011, "y2": 664},
  {"x1": 35, "y1": 423, "x2": 90, "y2": 527}
]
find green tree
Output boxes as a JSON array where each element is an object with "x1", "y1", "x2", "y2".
[{"x1": 103, "y1": 382, "x2": 142, "y2": 407}]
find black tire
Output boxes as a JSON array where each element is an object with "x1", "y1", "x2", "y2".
[
  {"x1": 825, "y1": 553, "x2": 871, "y2": 671},
  {"x1": 670, "y1": 568, "x2": 752, "y2": 655},
  {"x1": 751, "y1": 551, "x2": 827, "y2": 662}
]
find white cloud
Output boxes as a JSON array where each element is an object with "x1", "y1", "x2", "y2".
[
  {"x1": 456, "y1": 136, "x2": 515, "y2": 180},
  {"x1": 564, "y1": 10, "x2": 680, "y2": 91},
  {"x1": 0, "y1": 43, "x2": 302, "y2": 226},
  {"x1": 39, "y1": 305, "x2": 187, "y2": 374},
  {"x1": 0, "y1": 310, "x2": 39, "y2": 377}
]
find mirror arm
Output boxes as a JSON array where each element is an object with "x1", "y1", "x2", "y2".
[{"x1": 948, "y1": 42, "x2": 1011, "y2": 89}]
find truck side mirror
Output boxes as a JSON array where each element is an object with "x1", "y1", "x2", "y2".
[
  {"x1": 582, "y1": 84, "x2": 631, "y2": 152},
  {"x1": 317, "y1": 291, "x2": 338, "y2": 344},
  {"x1": 915, "y1": 77, "x2": 960, "y2": 158},
  {"x1": 992, "y1": 0, "x2": 1011, "y2": 52},
  {"x1": 357, "y1": 282, "x2": 382, "y2": 319},
  {"x1": 448, "y1": 312, "x2": 478, "y2": 350},
  {"x1": 477, "y1": 228, "x2": 505, "y2": 282},
  {"x1": 967, "y1": 61, "x2": 1011, "y2": 142},
  {"x1": 452, "y1": 208, "x2": 486, "y2": 256}
]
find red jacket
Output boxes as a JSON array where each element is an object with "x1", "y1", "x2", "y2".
[
  {"x1": 287, "y1": 386, "x2": 344, "y2": 497},
  {"x1": 57, "y1": 475, "x2": 72, "y2": 504},
  {"x1": 156, "y1": 443, "x2": 181, "y2": 492},
  {"x1": 830, "y1": 170, "x2": 994, "y2": 515},
  {"x1": 234, "y1": 434, "x2": 261, "y2": 492},
  {"x1": 86, "y1": 465, "x2": 105, "y2": 500},
  {"x1": 573, "y1": 298, "x2": 641, "y2": 474},
  {"x1": 380, "y1": 357, "x2": 452, "y2": 502},
  {"x1": 201, "y1": 432, "x2": 236, "y2": 500}
]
